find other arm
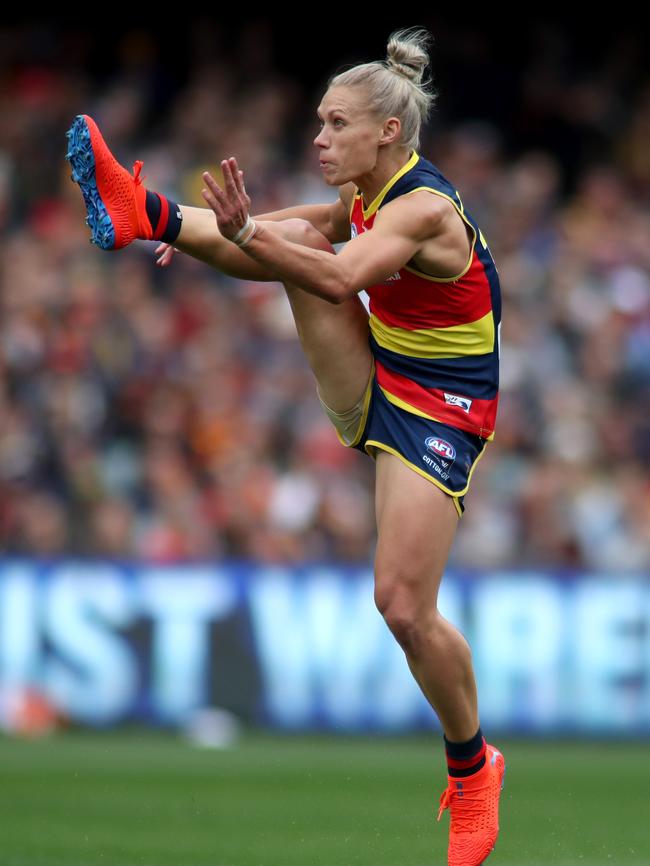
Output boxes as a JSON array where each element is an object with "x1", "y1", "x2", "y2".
[{"x1": 253, "y1": 182, "x2": 353, "y2": 244}]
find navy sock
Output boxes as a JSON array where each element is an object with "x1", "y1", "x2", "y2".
[
  {"x1": 444, "y1": 726, "x2": 486, "y2": 778},
  {"x1": 145, "y1": 190, "x2": 183, "y2": 244}
]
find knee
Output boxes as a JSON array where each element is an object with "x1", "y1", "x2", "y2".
[{"x1": 374, "y1": 576, "x2": 436, "y2": 658}]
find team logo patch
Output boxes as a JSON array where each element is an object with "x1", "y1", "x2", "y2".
[
  {"x1": 425, "y1": 437, "x2": 456, "y2": 461},
  {"x1": 444, "y1": 392, "x2": 472, "y2": 413},
  {"x1": 422, "y1": 436, "x2": 456, "y2": 481}
]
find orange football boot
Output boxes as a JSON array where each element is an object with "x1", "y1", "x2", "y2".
[
  {"x1": 437, "y1": 743, "x2": 506, "y2": 866},
  {"x1": 65, "y1": 114, "x2": 154, "y2": 250}
]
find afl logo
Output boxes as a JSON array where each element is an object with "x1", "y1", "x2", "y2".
[
  {"x1": 425, "y1": 437, "x2": 456, "y2": 461},
  {"x1": 350, "y1": 223, "x2": 358, "y2": 238}
]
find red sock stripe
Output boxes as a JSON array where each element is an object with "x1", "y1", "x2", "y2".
[
  {"x1": 153, "y1": 193, "x2": 169, "y2": 239},
  {"x1": 445, "y1": 738, "x2": 486, "y2": 769}
]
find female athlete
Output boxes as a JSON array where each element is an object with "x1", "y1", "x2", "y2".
[{"x1": 66, "y1": 26, "x2": 506, "y2": 866}]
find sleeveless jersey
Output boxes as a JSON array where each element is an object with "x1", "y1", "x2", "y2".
[{"x1": 349, "y1": 149, "x2": 501, "y2": 440}]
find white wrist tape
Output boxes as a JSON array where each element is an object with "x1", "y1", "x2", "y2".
[{"x1": 231, "y1": 217, "x2": 258, "y2": 248}]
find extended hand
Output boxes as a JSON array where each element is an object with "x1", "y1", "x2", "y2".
[
  {"x1": 201, "y1": 157, "x2": 252, "y2": 243},
  {"x1": 154, "y1": 243, "x2": 181, "y2": 266}
]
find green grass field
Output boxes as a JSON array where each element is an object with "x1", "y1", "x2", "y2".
[{"x1": 0, "y1": 729, "x2": 647, "y2": 865}]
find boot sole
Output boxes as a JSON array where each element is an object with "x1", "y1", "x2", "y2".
[{"x1": 65, "y1": 115, "x2": 116, "y2": 250}]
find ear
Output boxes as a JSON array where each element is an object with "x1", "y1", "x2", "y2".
[{"x1": 379, "y1": 116, "x2": 401, "y2": 146}]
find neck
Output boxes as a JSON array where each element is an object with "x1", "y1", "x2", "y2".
[{"x1": 358, "y1": 147, "x2": 413, "y2": 209}]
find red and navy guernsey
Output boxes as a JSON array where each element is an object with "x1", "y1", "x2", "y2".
[{"x1": 350, "y1": 149, "x2": 501, "y2": 440}]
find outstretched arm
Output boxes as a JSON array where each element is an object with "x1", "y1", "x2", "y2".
[{"x1": 201, "y1": 157, "x2": 439, "y2": 304}]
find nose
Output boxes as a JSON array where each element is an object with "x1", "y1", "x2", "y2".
[{"x1": 313, "y1": 126, "x2": 328, "y2": 148}]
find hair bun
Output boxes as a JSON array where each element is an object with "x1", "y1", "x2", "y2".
[
  {"x1": 387, "y1": 57, "x2": 420, "y2": 82},
  {"x1": 385, "y1": 26, "x2": 432, "y2": 86}
]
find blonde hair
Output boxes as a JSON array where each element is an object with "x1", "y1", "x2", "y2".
[{"x1": 326, "y1": 26, "x2": 437, "y2": 152}]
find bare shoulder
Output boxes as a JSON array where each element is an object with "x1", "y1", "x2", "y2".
[
  {"x1": 375, "y1": 190, "x2": 474, "y2": 279},
  {"x1": 386, "y1": 190, "x2": 476, "y2": 281}
]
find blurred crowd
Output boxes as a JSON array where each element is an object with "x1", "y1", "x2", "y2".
[{"x1": 0, "y1": 23, "x2": 649, "y2": 570}]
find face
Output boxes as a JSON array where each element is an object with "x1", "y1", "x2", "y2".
[{"x1": 314, "y1": 86, "x2": 387, "y2": 185}]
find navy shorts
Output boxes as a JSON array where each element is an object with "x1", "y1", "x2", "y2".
[{"x1": 322, "y1": 363, "x2": 490, "y2": 518}]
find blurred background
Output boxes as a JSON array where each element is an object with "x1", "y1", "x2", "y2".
[
  {"x1": 0, "y1": 15, "x2": 649, "y2": 866},
  {"x1": 1, "y1": 17, "x2": 649, "y2": 568}
]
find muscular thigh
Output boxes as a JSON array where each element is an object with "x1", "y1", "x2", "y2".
[
  {"x1": 264, "y1": 219, "x2": 372, "y2": 413},
  {"x1": 374, "y1": 449, "x2": 459, "y2": 612}
]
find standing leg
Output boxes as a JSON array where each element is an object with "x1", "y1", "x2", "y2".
[
  {"x1": 373, "y1": 450, "x2": 506, "y2": 866},
  {"x1": 373, "y1": 449, "x2": 477, "y2": 740}
]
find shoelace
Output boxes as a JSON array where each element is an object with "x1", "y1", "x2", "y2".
[
  {"x1": 436, "y1": 780, "x2": 492, "y2": 833},
  {"x1": 132, "y1": 160, "x2": 146, "y2": 186}
]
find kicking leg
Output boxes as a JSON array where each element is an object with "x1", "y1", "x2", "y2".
[
  {"x1": 166, "y1": 213, "x2": 372, "y2": 412},
  {"x1": 167, "y1": 205, "x2": 283, "y2": 279},
  {"x1": 170, "y1": 201, "x2": 336, "y2": 280},
  {"x1": 65, "y1": 113, "x2": 335, "y2": 282},
  {"x1": 262, "y1": 219, "x2": 372, "y2": 412}
]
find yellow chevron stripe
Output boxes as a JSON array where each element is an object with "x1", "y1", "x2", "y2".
[
  {"x1": 378, "y1": 385, "x2": 443, "y2": 421},
  {"x1": 369, "y1": 310, "x2": 494, "y2": 358}
]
